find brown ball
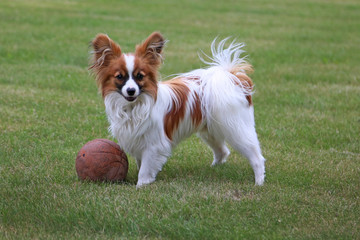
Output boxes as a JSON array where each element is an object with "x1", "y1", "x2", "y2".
[{"x1": 75, "y1": 139, "x2": 128, "y2": 182}]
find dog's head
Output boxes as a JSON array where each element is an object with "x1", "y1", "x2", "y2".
[{"x1": 90, "y1": 32, "x2": 166, "y2": 102}]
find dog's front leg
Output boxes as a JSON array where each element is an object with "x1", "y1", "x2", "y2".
[{"x1": 136, "y1": 149, "x2": 168, "y2": 188}]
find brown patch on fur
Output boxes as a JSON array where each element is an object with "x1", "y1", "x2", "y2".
[
  {"x1": 191, "y1": 92, "x2": 203, "y2": 127},
  {"x1": 163, "y1": 78, "x2": 190, "y2": 141},
  {"x1": 182, "y1": 76, "x2": 203, "y2": 126},
  {"x1": 246, "y1": 95, "x2": 252, "y2": 105},
  {"x1": 230, "y1": 64, "x2": 254, "y2": 105}
]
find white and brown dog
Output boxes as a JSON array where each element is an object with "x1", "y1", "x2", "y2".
[{"x1": 90, "y1": 32, "x2": 265, "y2": 187}]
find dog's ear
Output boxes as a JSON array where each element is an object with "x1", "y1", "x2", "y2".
[
  {"x1": 136, "y1": 32, "x2": 166, "y2": 67},
  {"x1": 90, "y1": 34, "x2": 122, "y2": 69}
]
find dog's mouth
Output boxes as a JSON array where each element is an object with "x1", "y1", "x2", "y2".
[
  {"x1": 117, "y1": 90, "x2": 138, "y2": 102},
  {"x1": 124, "y1": 96, "x2": 137, "y2": 102}
]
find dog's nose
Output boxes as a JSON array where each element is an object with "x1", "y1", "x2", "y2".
[{"x1": 127, "y1": 88, "x2": 136, "y2": 96}]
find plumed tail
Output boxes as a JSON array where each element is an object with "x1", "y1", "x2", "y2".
[
  {"x1": 199, "y1": 37, "x2": 253, "y2": 74},
  {"x1": 181, "y1": 37, "x2": 254, "y2": 116},
  {"x1": 201, "y1": 37, "x2": 254, "y2": 100}
]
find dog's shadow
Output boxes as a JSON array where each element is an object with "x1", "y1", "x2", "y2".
[
  {"x1": 124, "y1": 149, "x2": 254, "y2": 186},
  {"x1": 163, "y1": 157, "x2": 253, "y2": 184}
]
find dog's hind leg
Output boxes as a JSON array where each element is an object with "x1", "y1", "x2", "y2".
[
  {"x1": 223, "y1": 123, "x2": 266, "y2": 185},
  {"x1": 227, "y1": 134, "x2": 265, "y2": 186},
  {"x1": 209, "y1": 106, "x2": 266, "y2": 185},
  {"x1": 198, "y1": 130, "x2": 230, "y2": 166}
]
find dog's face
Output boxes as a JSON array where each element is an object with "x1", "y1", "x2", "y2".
[{"x1": 90, "y1": 32, "x2": 166, "y2": 102}]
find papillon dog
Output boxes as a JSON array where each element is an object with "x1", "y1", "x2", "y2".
[{"x1": 90, "y1": 32, "x2": 265, "y2": 187}]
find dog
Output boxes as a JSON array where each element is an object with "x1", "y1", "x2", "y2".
[{"x1": 89, "y1": 32, "x2": 265, "y2": 187}]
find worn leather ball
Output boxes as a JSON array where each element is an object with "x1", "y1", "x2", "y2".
[{"x1": 76, "y1": 139, "x2": 128, "y2": 182}]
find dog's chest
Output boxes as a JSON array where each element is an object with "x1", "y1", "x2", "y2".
[
  {"x1": 107, "y1": 101, "x2": 155, "y2": 152},
  {"x1": 109, "y1": 104, "x2": 148, "y2": 133}
]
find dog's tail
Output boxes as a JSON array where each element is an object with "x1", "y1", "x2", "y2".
[
  {"x1": 200, "y1": 37, "x2": 254, "y2": 105},
  {"x1": 181, "y1": 38, "x2": 255, "y2": 129}
]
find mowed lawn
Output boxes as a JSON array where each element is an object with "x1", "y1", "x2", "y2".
[{"x1": 0, "y1": 0, "x2": 359, "y2": 239}]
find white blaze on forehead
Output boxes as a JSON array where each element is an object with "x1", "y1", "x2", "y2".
[
  {"x1": 124, "y1": 54, "x2": 135, "y2": 75},
  {"x1": 122, "y1": 54, "x2": 140, "y2": 98}
]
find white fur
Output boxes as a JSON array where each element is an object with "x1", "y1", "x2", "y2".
[
  {"x1": 124, "y1": 54, "x2": 135, "y2": 73},
  {"x1": 105, "y1": 38, "x2": 265, "y2": 187}
]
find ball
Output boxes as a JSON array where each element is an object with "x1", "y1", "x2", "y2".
[{"x1": 75, "y1": 139, "x2": 128, "y2": 182}]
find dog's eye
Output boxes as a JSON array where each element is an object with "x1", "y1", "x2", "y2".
[
  {"x1": 116, "y1": 74, "x2": 123, "y2": 80},
  {"x1": 136, "y1": 73, "x2": 144, "y2": 80}
]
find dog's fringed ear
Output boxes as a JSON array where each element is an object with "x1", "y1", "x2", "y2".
[
  {"x1": 136, "y1": 32, "x2": 166, "y2": 67},
  {"x1": 90, "y1": 34, "x2": 122, "y2": 69}
]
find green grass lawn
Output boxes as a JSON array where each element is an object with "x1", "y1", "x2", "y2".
[{"x1": 1, "y1": 0, "x2": 359, "y2": 239}]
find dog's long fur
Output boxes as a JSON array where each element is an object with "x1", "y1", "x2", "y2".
[{"x1": 90, "y1": 32, "x2": 265, "y2": 187}]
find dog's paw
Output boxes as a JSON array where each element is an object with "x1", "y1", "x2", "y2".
[
  {"x1": 211, "y1": 148, "x2": 230, "y2": 166},
  {"x1": 255, "y1": 174, "x2": 265, "y2": 186},
  {"x1": 136, "y1": 177, "x2": 155, "y2": 189},
  {"x1": 211, "y1": 160, "x2": 223, "y2": 167}
]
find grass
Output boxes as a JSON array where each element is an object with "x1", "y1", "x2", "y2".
[{"x1": 1, "y1": 0, "x2": 359, "y2": 239}]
